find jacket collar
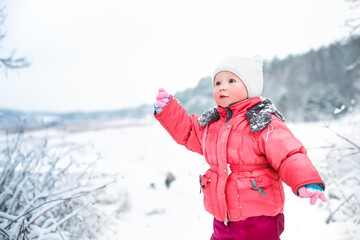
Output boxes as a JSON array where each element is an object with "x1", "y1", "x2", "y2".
[
  {"x1": 217, "y1": 97, "x2": 262, "y2": 122},
  {"x1": 198, "y1": 97, "x2": 285, "y2": 132}
]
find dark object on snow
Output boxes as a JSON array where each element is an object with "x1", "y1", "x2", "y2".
[
  {"x1": 146, "y1": 208, "x2": 166, "y2": 216},
  {"x1": 165, "y1": 172, "x2": 176, "y2": 188}
]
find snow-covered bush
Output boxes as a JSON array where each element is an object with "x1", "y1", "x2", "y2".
[
  {"x1": 0, "y1": 129, "x2": 125, "y2": 239},
  {"x1": 320, "y1": 118, "x2": 360, "y2": 226}
]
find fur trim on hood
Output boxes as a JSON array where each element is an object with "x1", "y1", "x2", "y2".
[{"x1": 198, "y1": 97, "x2": 285, "y2": 132}]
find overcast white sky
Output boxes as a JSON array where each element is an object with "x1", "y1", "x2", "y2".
[{"x1": 0, "y1": 0, "x2": 355, "y2": 112}]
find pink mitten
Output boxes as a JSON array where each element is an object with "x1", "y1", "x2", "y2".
[
  {"x1": 154, "y1": 88, "x2": 170, "y2": 113},
  {"x1": 298, "y1": 184, "x2": 327, "y2": 205}
]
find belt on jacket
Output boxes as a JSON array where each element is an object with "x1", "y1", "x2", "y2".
[
  {"x1": 208, "y1": 163, "x2": 272, "y2": 197},
  {"x1": 210, "y1": 163, "x2": 272, "y2": 172}
]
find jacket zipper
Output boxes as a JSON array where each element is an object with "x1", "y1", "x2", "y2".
[
  {"x1": 225, "y1": 164, "x2": 232, "y2": 225},
  {"x1": 225, "y1": 107, "x2": 233, "y2": 123}
]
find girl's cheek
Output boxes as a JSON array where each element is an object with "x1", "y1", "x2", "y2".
[
  {"x1": 213, "y1": 91, "x2": 219, "y2": 104},
  {"x1": 213, "y1": 89, "x2": 218, "y2": 98}
]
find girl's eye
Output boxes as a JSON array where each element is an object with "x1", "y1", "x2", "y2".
[
  {"x1": 229, "y1": 79, "x2": 236, "y2": 83},
  {"x1": 215, "y1": 81, "x2": 221, "y2": 86}
]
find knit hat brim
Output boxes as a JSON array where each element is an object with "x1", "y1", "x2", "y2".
[{"x1": 213, "y1": 56, "x2": 264, "y2": 98}]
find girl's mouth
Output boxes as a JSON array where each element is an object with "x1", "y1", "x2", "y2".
[{"x1": 220, "y1": 95, "x2": 227, "y2": 99}]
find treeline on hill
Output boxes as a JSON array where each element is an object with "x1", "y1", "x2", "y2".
[
  {"x1": 0, "y1": 104, "x2": 151, "y2": 131},
  {"x1": 175, "y1": 36, "x2": 360, "y2": 122},
  {"x1": 2, "y1": 36, "x2": 359, "y2": 130}
]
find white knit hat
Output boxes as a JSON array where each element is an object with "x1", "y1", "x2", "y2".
[{"x1": 213, "y1": 56, "x2": 263, "y2": 98}]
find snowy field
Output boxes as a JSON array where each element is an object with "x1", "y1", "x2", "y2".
[{"x1": 3, "y1": 114, "x2": 360, "y2": 239}]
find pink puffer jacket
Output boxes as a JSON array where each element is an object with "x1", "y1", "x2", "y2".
[{"x1": 155, "y1": 96, "x2": 325, "y2": 222}]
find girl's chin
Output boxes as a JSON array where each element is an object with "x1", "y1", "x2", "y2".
[
  {"x1": 217, "y1": 99, "x2": 244, "y2": 108},
  {"x1": 218, "y1": 102, "x2": 230, "y2": 108}
]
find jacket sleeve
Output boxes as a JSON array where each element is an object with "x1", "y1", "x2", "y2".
[
  {"x1": 258, "y1": 116, "x2": 325, "y2": 195},
  {"x1": 154, "y1": 96, "x2": 204, "y2": 155}
]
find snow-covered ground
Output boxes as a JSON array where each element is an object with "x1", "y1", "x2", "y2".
[{"x1": 18, "y1": 114, "x2": 360, "y2": 239}]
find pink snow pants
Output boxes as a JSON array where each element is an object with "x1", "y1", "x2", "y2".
[{"x1": 210, "y1": 214, "x2": 284, "y2": 240}]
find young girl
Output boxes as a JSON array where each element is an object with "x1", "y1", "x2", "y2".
[{"x1": 154, "y1": 56, "x2": 327, "y2": 240}]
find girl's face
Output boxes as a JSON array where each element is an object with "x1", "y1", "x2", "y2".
[{"x1": 213, "y1": 71, "x2": 248, "y2": 108}]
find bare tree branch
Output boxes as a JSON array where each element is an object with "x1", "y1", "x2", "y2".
[
  {"x1": 345, "y1": 0, "x2": 360, "y2": 36},
  {"x1": 0, "y1": 6, "x2": 30, "y2": 73},
  {"x1": 0, "y1": 55, "x2": 30, "y2": 69}
]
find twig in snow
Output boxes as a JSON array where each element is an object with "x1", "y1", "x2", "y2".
[
  {"x1": 16, "y1": 218, "x2": 26, "y2": 240},
  {"x1": 5, "y1": 179, "x2": 116, "y2": 229},
  {"x1": 57, "y1": 227, "x2": 65, "y2": 240},
  {"x1": 42, "y1": 202, "x2": 89, "y2": 234},
  {"x1": 307, "y1": 145, "x2": 336, "y2": 150},
  {"x1": 0, "y1": 212, "x2": 17, "y2": 221},
  {"x1": 0, "y1": 227, "x2": 9, "y2": 238},
  {"x1": 326, "y1": 194, "x2": 356, "y2": 224},
  {"x1": 325, "y1": 126, "x2": 360, "y2": 150}
]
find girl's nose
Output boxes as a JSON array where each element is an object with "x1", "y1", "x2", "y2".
[{"x1": 220, "y1": 83, "x2": 227, "y2": 90}]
